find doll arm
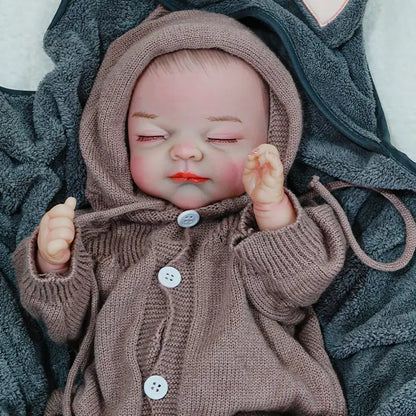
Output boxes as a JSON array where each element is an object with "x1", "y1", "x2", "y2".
[
  {"x1": 232, "y1": 192, "x2": 346, "y2": 324},
  {"x1": 13, "y1": 214, "x2": 94, "y2": 345},
  {"x1": 242, "y1": 144, "x2": 296, "y2": 230}
]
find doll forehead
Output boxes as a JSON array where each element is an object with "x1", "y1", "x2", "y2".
[
  {"x1": 132, "y1": 48, "x2": 269, "y2": 109},
  {"x1": 128, "y1": 54, "x2": 270, "y2": 131}
]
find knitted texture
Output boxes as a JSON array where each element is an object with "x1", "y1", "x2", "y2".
[
  {"x1": 13, "y1": 6, "x2": 349, "y2": 415},
  {"x1": 15, "y1": 191, "x2": 348, "y2": 415}
]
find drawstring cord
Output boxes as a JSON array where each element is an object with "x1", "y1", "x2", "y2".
[{"x1": 300, "y1": 176, "x2": 416, "y2": 272}]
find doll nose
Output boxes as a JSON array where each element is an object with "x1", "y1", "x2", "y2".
[{"x1": 170, "y1": 143, "x2": 203, "y2": 161}]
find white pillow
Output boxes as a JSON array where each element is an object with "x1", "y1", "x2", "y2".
[{"x1": 363, "y1": 0, "x2": 416, "y2": 162}]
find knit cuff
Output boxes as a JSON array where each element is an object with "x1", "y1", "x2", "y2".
[
  {"x1": 233, "y1": 190, "x2": 346, "y2": 314},
  {"x1": 13, "y1": 224, "x2": 93, "y2": 307}
]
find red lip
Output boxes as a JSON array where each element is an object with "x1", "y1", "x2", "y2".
[{"x1": 169, "y1": 172, "x2": 208, "y2": 183}]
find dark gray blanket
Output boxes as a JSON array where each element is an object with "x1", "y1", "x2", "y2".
[{"x1": 1, "y1": 0, "x2": 415, "y2": 414}]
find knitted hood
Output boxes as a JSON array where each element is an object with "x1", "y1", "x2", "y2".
[{"x1": 79, "y1": 5, "x2": 302, "y2": 212}]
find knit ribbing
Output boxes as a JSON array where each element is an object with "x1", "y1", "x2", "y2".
[
  {"x1": 234, "y1": 190, "x2": 346, "y2": 320},
  {"x1": 13, "y1": 226, "x2": 93, "y2": 344}
]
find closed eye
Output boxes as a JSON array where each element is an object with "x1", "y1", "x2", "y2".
[
  {"x1": 136, "y1": 135, "x2": 165, "y2": 142},
  {"x1": 207, "y1": 138, "x2": 239, "y2": 144}
]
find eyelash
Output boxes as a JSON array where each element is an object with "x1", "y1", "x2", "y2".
[
  {"x1": 136, "y1": 136, "x2": 238, "y2": 143},
  {"x1": 136, "y1": 135, "x2": 165, "y2": 142},
  {"x1": 207, "y1": 138, "x2": 238, "y2": 143}
]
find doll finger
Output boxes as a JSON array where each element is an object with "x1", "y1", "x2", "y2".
[
  {"x1": 248, "y1": 146, "x2": 262, "y2": 156},
  {"x1": 46, "y1": 239, "x2": 69, "y2": 257},
  {"x1": 37, "y1": 213, "x2": 52, "y2": 247},
  {"x1": 260, "y1": 157, "x2": 283, "y2": 186},
  {"x1": 242, "y1": 175, "x2": 256, "y2": 196},
  {"x1": 260, "y1": 155, "x2": 275, "y2": 176},
  {"x1": 38, "y1": 212, "x2": 50, "y2": 234},
  {"x1": 246, "y1": 151, "x2": 257, "y2": 161},
  {"x1": 64, "y1": 197, "x2": 77, "y2": 210},
  {"x1": 243, "y1": 157, "x2": 258, "y2": 173},
  {"x1": 261, "y1": 169, "x2": 279, "y2": 189},
  {"x1": 243, "y1": 156, "x2": 261, "y2": 176},
  {"x1": 257, "y1": 151, "x2": 268, "y2": 167},
  {"x1": 48, "y1": 203, "x2": 76, "y2": 220},
  {"x1": 264, "y1": 143, "x2": 277, "y2": 151},
  {"x1": 256, "y1": 143, "x2": 276, "y2": 155},
  {"x1": 48, "y1": 217, "x2": 75, "y2": 233},
  {"x1": 267, "y1": 154, "x2": 284, "y2": 177},
  {"x1": 264, "y1": 148, "x2": 280, "y2": 165},
  {"x1": 48, "y1": 227, "x2": 75, "y2": 245}
]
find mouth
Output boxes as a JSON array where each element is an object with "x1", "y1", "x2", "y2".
[{"x1": 169, "y1": 172, "x2": 209, "y2": 183}]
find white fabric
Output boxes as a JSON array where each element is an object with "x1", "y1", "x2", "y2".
[
  {"x1": 363, "y1": 0, "x2": 416, "y2": 162},
  {"x1": 0, "y1": 0, "x2": 414, "y2": 161},
  {"x1": 0, "y1": 0, "x2": 59, "y2": 92}
]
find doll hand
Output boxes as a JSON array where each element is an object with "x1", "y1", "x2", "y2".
[
  {"x1": 36, "y1": 197, "x2": 76, "y2": 274},
  {"x1": 242, "y1": 144, "x2": 285, "y2": 206}
]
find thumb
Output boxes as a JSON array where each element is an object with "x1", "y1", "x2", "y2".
[{"x1": 64, "y1": 197, "x2": 77, "y2": 211}]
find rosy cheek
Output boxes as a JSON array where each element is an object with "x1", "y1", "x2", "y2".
[
  {"x1": 220, "y1": 157, "x2": 246, "y2": 191},
  {"x1": 130, "y1": 155, "x2": 156, "y2": 191},
  {"x1": 130, "y1": 154, "x2": 144, "y2": 177}
]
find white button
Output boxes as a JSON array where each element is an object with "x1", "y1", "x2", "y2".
[
  {"x1": 144, "y1": 375, "x2": 168, "y2": 400},
  {"x1": 177, "y1": 210, "x2": 200, "y2": 228},
  {"x1": 158, "y1": 266, "x2": 181, "y2": 288}
]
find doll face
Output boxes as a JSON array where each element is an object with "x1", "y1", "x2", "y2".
[{"x1": 127, "y1": 57, "x2": 269, "y2": 210}]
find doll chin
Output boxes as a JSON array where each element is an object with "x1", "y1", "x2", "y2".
[
  {"x1": 172, "y1": 198, "x2": 206, "y2": 210},
  {"x1": 169, "y1": 192, "x2": 211, "y2": 210}
]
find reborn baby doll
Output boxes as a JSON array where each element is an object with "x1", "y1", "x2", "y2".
[{"x1": 14, "y1": 6, "x2": 348, "y2": 416}]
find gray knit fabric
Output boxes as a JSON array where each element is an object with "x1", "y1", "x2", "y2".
[{"x1": 13, "y1": 7, "x2": 348, "y2": 416}]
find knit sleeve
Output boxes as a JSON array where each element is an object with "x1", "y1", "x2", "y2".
[
  {"x1": 232, "y1": 189, "x2": 346, "y2": 324},
  {"x1": 13, "y1": 224, "x2": 94, "y2": 344}
]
